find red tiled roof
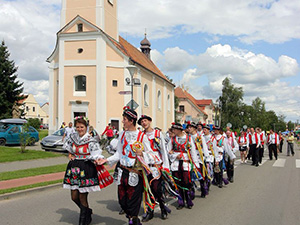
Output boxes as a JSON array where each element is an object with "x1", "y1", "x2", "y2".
[
  {"x1": 196, "y1": 99, "x2": 213, "y2": 106},
  {"x1": 17, "y1": 95, "x2": 28, "y2": 104},
  {"x1": 108, "y1": 36, "x2": 173, "y2": 85},
  {"x1": 175, "y1": 87, "x2": 207, "y2": 115}
]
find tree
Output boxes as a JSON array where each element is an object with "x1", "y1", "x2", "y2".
[
  {"x1": 0, "y1": 41, "x2": 24, "y2": 119},
  {"x1": 218, "y1": 77, "x2": 244, "y2": 129},
  {"x1": 27, "y1": 118, "x2": 41, "y2": 130}
]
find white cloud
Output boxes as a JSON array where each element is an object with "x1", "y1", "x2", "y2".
[
  {"x1": 154, "y1": 44, "x2": 300, "y2": 120},
  {"x1": 119, "y1": 0, "x2": 300, "y2": 44}
]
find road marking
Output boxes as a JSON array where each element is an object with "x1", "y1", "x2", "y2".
[
  {"x1": 272, "y1": 158, "x2": 286, "y2": 167},
  {"x1": 261, "y1": 159, "x2": 267, "y2": 165},
  {"x1": 296, "y1": 159, "x2": 300, "y2": 168}
]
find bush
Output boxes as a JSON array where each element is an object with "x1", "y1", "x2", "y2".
[{"x1": 27, "y1": 118, "x2": 41, "y2": 130}]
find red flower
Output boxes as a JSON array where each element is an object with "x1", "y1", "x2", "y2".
[
  {"x1": 123, "y1": 106, "x2": 130, "y2": 110},
  {"x1": 172, "y1": 122, "x2": 175, "y2": 125}
]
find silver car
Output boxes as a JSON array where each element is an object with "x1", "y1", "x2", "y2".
[{"x1": 40, "y1": 128, "x2": 66, "y2": 152}]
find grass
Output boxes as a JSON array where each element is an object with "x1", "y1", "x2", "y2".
[
  {"x1": 0, "y1": 179, "x2": 63, "y2": 195},
  {"x1": 0, "y1": 146, "x2": 63, "y2": 163},
  {"x1": 0, "y1": 164, "x2": 67, "y2": 181},
  {"x1": 39, "y1": 129, "x2": 48, "y2": 140}
]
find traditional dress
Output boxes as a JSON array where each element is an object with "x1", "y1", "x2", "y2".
[
  {"x1": 143, "y1": 129, "x2": 170, "y2": 220},
  {"x1": 248, "y1": 132, "x2": 261, "y2": 166},
  {"x1": 63, "y1": 132, "x2": 104, "y2": 192},
  {"x1": 203, "y1": 133, "x2": 216, "y2": 191},
  {"x1": 190, "y1": 133, "x2": 209, "y2": 197},
  {"x1": 107, "y1": 130, "x2": 152, "y2": 223},
  {"x1": 224, "y1": 135, "x2": 238, "y2": 182},
  {"x1": 167, "y1": 134, "x2": 200, "y2": 209},
  {"x1": 259, "y1": 131, "x2": 266, "y2": 163}
]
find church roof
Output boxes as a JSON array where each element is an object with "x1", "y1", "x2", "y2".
[{"x1": 175, "y1": 87, "x2": 207, "y2": 115}]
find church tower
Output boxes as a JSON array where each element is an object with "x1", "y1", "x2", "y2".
[{"x1": 60, "y1": 0, "x2": 119, "y2": 40}]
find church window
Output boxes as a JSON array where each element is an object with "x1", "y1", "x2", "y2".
[
  {"x1": 112, "y1": 80, "x2": 118, "y2": 87},
  {"x1": 167, "y1": 94, "x2": 170, "y2": 112},
  {"x1": 77, "y1": 24, "x2": 83, "y2": 32},
  {"x1": 144, "y1": 84, "x2": 149, "y2": 107},
  {"x1": 157, "y1": 90, "x2": 161, "y2": 110},
  {"x1": 75, "y1": 75, "x2": 86, "y2": 92}
]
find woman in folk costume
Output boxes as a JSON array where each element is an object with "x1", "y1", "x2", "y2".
[
  {"x1": 213, "y1": 127, "x2": 236, "y2": 188},
  {"x1": 187, "y1": 121, "x2": 209, "y2": 198},
  {"x1": 138, "y1": 115, "x2": 171, "y2": 221},
  {"x1": 63, "y1": 117, "x2": 105, "y2": 225},
  {"x1": 237, "y1": 130, "x2": 248, "y2": 164},
  {"x1": 224, "y1": 130, "x2": 238, "y2": 183},
  {"x1": 98, "y1": 107, "x2": 153, "y2": 225},
  {"x1": 202, "y1": 124, "x2": 216, "y2": 194},
  {"x1": 167, "y1": 123, "x2": 200, "y2": 209}
]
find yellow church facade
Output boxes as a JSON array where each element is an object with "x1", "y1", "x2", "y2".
[{"x1": 47, "y1": 0, "x2": 175, "y2": 133}]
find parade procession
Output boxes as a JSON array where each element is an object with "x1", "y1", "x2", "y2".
[{"x1": 61, "y1": 107, "x2": 290, "y2": 225}]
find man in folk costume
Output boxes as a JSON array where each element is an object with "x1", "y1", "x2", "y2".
[
  {"x1": 138, "y1": 115, "x2": 171, "y2": 221},
  {"x1": 257, "y1": 128, "x2": 266, "y2": 163},
  {"x1": 267, "y1": 129, "x2": 279, "y2": 160},
  {"x1": 167, "y1": 123, "x2": 200, "y2": 209},
  {"x1": 224, "y1": 126, "x2": 236, "y2": 139},
  {"x1": 247, "y1": 128, "x2": 261, "y2": 167},
  {"x1": 201, "y1": 124, "x2": 216, "y2": 194},
  {"x1": 224, "y1": 130, "x2": 238, "y2": 183},
  {"x1": 99, "y1": 107, "x2": 153, "y2": 225},
  {"x1": 213, "y1": 127, "x2": 236, "y2": 188},
  {"x1": 187, "y1": 121, "x2": 209, "y2": 198}
]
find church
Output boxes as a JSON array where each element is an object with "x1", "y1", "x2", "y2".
[{"x1": 47, "y1": 0, "x2": 175, "y2": 134}]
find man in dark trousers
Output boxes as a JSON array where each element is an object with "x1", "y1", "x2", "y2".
[
  {"x1": 267, "y1": 129, "x2": 279, "y2": 160},
  {"x1": 247, "y1": 128, "x2": 261, "y2": 167}
]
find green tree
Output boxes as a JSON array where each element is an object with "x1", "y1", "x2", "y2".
[
  {"x1": 27, "y1": 118, "x2": 41, "y2": 130},
  {"x1": 218, "y1": 77, "x2": 244, "y2": 129},
  {"x1": 0, "y1": 41, "x2": 24, "y2": 119},
  {"x1": 174, "y1": 95, "x2": 180, "y2": 122}
]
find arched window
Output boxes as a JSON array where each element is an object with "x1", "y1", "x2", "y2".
[
  {"x1": 75, "y1": 75, "x2": 86, "y2": 92},
  {"x1": 157, "y1": 90, "x2": 161, "y2": 110},
  {"x1": 144, "y1": 84, "x2": 149, "y2": 106},
  {"x1": 167, "y1": 94, "x2": 170, "y2": 112}
]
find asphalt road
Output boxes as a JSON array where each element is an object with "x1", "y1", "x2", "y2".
[{"x1": 1, "y1": 143, "x2": 299, "y2": 225}]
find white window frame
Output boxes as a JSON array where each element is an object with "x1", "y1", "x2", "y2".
[
  {"x1": 157, "y1": 90, "x2": 161, "y2": 110},
  {"x1": 74, "y1": 75, "x2": 86, "y2": 97},
  {"x1": 144, "y1": 84, "x2": 149, "y2": 107}
]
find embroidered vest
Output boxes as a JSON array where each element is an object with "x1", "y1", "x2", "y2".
[
  {"x1": 72, "y1": 143, "x2": 90, "y2": 159},
  {"x1": 121, "y1": 131, "x2": 145, "y2": 159}
]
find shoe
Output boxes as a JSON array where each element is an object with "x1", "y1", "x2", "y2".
[
  {"x1": 287, "y1": 155, "x2": 290, "y2": 156},
  {"x1": 86, "y1": 208, "x2": 93, "y2": 225},
  {"x1": 79, "y1": 205, "x2": 87, "y2": 225},
  {"x1": 187, "y1": 205, "x2": 193, "y2": 209},
  {"x1": 142, "y1": 211, "x2": 154, "y2": 222},
  {"x1": 292, "y1": 153, "x2": 295, "y2": 156},
  {"x1": 229, "y1": 177, "x2": 234, "y2": 183},
  {"x1": 200, "y1": 194, "x2": 206, "y2": 198},
  {"x1": 119, "y1": 209, "x2": 125, "y2": 215},
  {"x1": 132, "y1": 217, "x2": 142, "y2": 225},
  {"x1": 176, "y1": 205, "x2": 184, "y2": 210},
  {"x1": 218, "y1": 184, "x2": 222, "y2": 188},
  {"x1": 251, "y1": 163, "x2": 255, "y2": 166},
  {"x1": 161, "y1": 208, "x2": 168, "y2": 220},
  {"x1": 255, "y1": 164, "x2": 259, "y2": 167}
]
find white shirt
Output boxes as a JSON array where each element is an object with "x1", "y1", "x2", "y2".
[
  {"x1": 190, "y1": 133, "x2": 209, "y2": 163},
  {"x1": 64, "y1": 127, "x2": 76, "y2": 139},
  {"x1": 107, "y1": 130, "x2": 152, "y2": 168}
]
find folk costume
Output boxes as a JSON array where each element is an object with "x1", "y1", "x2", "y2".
[
  {"x1": 167, "y1": 123, "x2": 200, "y2": 209},
  {"x1": 247, "y1": 132, "x2": 261, "y2": 166},
  {"x1": 144, "y1": 128, "x2": 171, "y2": 220},
  {"x1": 258, "y1": 131, "x2": 266, "y2": 163},
  {"x1": 188, "y1": 122, "x2": 209, "y2": 198},
  {"x1": 267, "y1": 132, "x2": 279, "y2": 160},
  {"x1": 106, "y1": 108, "x2": 153, "y2": 225},
  {"x1": 224, "y1": 134, "x2": 238, "y2": 183},
  {"x1": 202, "y1": 130, "x2": 216, "y2": 192},
  {"x1": 213, "y1": 128, "x2": 236, "y2": 188},
  {"x1": 63, "y1": 131, "x2": 105, "y2": 225}
]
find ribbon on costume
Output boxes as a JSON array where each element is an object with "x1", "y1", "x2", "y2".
[{"x1": 195, "y1": 136, "x2": 209, "y2": 179}]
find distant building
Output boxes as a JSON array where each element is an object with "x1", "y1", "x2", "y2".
[
  {"x1": 175, "y1": 87, "x2": 207, "y2": 124},
  {"x1": 47, "y1": 0, "x2": 175, "y2": 133},
  {"x1": 18, "y1": 94, "x2": 49, "y2": 124},
  {"x1": 196, "y1": 99, "x2": 216, "y2": 125}
]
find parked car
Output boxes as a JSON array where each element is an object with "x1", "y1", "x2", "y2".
[
  {"x1": 0, "y1": 124, "x2": 39, "y2": 146},
  {"x1": 40, "y1": 128, "x2": 66, "y2": 152},
  {"x1": 0, "y1": 118, "x2": 27, "y2": 126}
]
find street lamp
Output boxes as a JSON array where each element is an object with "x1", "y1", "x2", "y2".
[{"x1": 126, "y1": 65, "x2": 138, "y2": 110}]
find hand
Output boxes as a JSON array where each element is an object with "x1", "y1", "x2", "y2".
[
  {"x1": 68, "y1": 154, "x2": 75, "y2": 161},
  {"x1": 176, "y1": 154, "x2": 182, "y2": 159},
  {"x1": 136, "y1": 149, "x2": 143, "y2": 156},
  {"x1": 96, "y1": 158, "x2": 108, "y2": 165}
]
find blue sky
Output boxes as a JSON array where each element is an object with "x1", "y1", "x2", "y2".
[{"x1": 0, "y1": 0, "x2": 299, "y2": 122}]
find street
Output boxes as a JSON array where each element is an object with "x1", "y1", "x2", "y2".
[{"x1": 1, "y1": 143, "x2": 299, "y2": 225}]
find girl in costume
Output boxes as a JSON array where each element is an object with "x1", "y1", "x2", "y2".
[{"x1": 63, "y1": 117, "x2": 105, "y2": 225}]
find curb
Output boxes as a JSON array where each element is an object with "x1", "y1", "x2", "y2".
[{"x1": 0, "y1": 183, "x2": 62, "y2": 201}]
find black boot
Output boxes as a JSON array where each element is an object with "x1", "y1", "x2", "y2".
[
  {"x1": 132, "y1": 216, "x2": 142, "y2": 225},
  {"x1": 141, "y1": 210, "x2": 153, "y2": 222},
  {"x1": 79, "y1": 205, "x2": 87, "y2": 225},
  {"x1": 86, "y1": 208, "x2": 92, "y2": 225}
]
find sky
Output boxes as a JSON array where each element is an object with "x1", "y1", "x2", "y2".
[{"x1": 0, "y1": 0, "x2": 299, "y2": 122}]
